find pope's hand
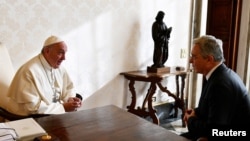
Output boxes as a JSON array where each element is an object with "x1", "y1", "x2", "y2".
[{"x1": 63, "y1": 97, "x2": 82, "y2": 112}]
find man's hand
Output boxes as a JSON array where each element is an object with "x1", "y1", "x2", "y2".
[
  {"x1": 183, "y1": 109, "x2": 196, "y2": 124},
  {"x1": 63, "y1": 97, "x2": 82, "y2": 112}
]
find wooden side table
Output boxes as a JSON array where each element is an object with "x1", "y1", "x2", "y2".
[{"x1": 120, "y1": 68, "x2": 189, "y2": 127}]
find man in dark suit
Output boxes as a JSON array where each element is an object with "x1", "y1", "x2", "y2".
[{"x1": 181, "y1": 35, "x2": 250, "y2": 140}]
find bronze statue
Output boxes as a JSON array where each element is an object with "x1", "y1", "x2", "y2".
[{"x1": 151, "y1": 11, "x2": 172, "y2": 68}]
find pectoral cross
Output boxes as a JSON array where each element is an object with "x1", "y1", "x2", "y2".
[{"x1": 51, "y1": 70, "x2": 60, "y2": 103}]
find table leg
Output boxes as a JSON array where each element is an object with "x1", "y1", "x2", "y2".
[
  {"x1": 175, "y1": 75, "x2": 180, "y2": 118},
  {"x1": 126, "y1": 80, "x2": 159, "y2": 125},
  {"x1": 146, "y1": 83, "x2": 159, "y2": 125},
  {"x1": 180, "y1": 74, "x2": 187, "y2": 127},
  {"x1": 127, "y1": 80, "x2": 136, "y2": 112},
  {"x1": 157, "y1": 82, "x2": 186, "y2": 127},
  {"x1": 175, "y1": 74, "x2": 187, "y2": 127}
]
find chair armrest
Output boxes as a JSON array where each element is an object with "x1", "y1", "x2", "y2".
[
  {"x1": 0, "y1": 107, "x2": 50, "y2": 121},
  {"x1": 0, "y1": 107, "x2": 27, "y2": 121},
  {"x1": 28, "y1": 114, "x2": 51, "y2": 119}
]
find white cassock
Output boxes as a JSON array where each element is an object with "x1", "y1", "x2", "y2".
[{"x1": 7, "y1": 54, "x2": 75, "y2": 116}]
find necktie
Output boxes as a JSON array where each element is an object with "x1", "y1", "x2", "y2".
[
  {"x1": 199, "y1": 77, "x2": 208, "y2": 105},
  {"x1": 202, "y1": 78, "x2": 207, "y2": 89}
]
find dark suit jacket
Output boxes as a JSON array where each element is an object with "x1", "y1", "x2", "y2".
[{"x1": 187, "y1": 64, "x2": 250, "y2": 138}]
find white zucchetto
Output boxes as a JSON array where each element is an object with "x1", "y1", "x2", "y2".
[{"x1": 43, "y1": 35, "x2": 63, "y2": 47}]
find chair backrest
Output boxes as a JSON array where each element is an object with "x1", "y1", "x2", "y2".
[
  {"x1": 0, "y1": 43, "x2": 51, "y2": 121},
  {"x1": 0, "y1": 42, "x2": 15, "y2": 110}
]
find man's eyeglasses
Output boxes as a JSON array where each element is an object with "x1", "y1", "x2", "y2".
[{"x1": 190, "y1": 54, "x2": 205, "y2": 60}]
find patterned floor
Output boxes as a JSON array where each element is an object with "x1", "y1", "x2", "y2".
[
  {"x1": 151, "y1": 101, "x2": 188, "y2": 135},
  {"x1": 160, "y1": 119, "x2": 188, "y2": 135}
]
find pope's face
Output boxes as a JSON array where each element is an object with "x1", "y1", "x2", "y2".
[{"x1": 44, "y1": 42, "x2": 67, "y2": 68}]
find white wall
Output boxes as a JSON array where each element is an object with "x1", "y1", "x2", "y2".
[{"x1": 0, "y1": 0, "x2": 192, "y2": 110}]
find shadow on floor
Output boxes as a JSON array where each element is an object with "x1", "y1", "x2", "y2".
[{"x1": 145, "y1": 102, "x2": 186, "y2": 133}]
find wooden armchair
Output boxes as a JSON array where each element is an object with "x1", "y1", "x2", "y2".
[
  {"x1": 0, "y1": 43, "x2": 50, "y2": 121},
  {"x1": 0, "y1": 107, "x2": 50, "y2": 121}
]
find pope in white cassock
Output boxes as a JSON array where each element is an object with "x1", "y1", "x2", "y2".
[{"x1": 6, "y1": 36, "x2": 82, "y2": 116}]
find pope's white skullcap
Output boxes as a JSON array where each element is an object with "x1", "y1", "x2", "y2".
[{"x1": 43, "y1": 35, "x2": 63, "y2": 47}]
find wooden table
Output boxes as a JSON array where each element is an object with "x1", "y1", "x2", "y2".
[
  {"x1": 120, "y1": 69, "x2": 189, "y2": 127},
  {"x1": 35, "y1": 105, "x2": 190, "y2": 141}
]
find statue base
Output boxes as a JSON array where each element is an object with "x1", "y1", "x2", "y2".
[{"x1": 147, "y1": 66, "x2": 170, "y2": 73}]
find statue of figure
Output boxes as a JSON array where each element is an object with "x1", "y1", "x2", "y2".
[{"x1": 151, "y1": 11, "x2": 172, "y2": 68}]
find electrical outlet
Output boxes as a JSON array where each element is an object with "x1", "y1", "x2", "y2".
[{"x1": 180, "y1": 48, "x2": 187, "y2": 58}]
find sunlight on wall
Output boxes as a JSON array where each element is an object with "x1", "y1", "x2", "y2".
[
  {"x1": 63, "y1": 11, "x2": 115, "y2": 99},
  {"x1": 0, "y1": 0, "x2": 192, "y2": 110}
]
